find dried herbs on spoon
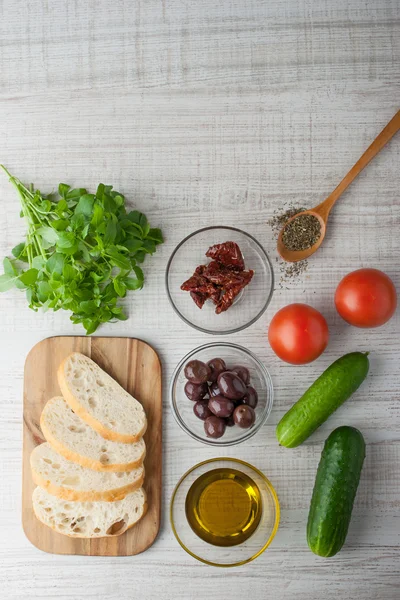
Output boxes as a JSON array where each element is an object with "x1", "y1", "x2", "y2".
[{"x1": 282, "y1": 214, "x2": 321, "y2": 251}]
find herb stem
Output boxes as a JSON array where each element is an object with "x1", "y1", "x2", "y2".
[
  {"x1": 1, "y1": 167, "x2": 48, "y2": 262},
  {"x1": 77, "y1": 236, "x2": 94, "y2": 249},
  {"x1": 21, "y1": 202, "x2": 48, "y2": 260},
  {"x1": 27, "y1": 200, "x2": 52, "y2": 219}
]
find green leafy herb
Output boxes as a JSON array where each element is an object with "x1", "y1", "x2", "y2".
[{"x1": 0, "y1": 166, "x2": 163, "y2": 334}]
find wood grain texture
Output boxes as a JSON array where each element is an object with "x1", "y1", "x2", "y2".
[
  {"x1": 22, "y1": 337, "x2": 162, "y2": 556},
  {"x1": 0, "y1": 0, "x2": 399, "y2": 598}
]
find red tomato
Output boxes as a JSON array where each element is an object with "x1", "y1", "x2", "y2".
[
  {"x1": 335, "y1": 268, "x2": 397, "y2": 328},
  {"x1": 268, "y1": 303, "x2": 329, "y2": 364}
]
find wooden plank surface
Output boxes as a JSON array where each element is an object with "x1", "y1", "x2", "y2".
[
  {"x1": 22, "y1": 337, "x2": 162, "y2": 556},
  {"x1": 0, "y1": 0, "x2": 399, "y2": 598}
]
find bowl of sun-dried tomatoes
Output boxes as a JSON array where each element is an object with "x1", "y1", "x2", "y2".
[{"x1": 166, "y1": 227, "x2": 274, "y2": 334}]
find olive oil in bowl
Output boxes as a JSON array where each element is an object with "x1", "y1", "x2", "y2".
[{"x1": 185, "y1": 468, "x2": 262, "y2": 547}]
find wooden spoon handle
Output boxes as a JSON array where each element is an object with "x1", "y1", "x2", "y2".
[{"x1": 315, "y1": 109, "x2": 400, "y2": 220}]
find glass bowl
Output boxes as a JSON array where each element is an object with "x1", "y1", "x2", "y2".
[
  {"x1": 170, "y1": 342, "x2": 273, "y2": 446},
  {"x1": 170, "y1": 458, "x2": 280, "y2": 567},
  {"x1": 165, "y1": 226, "x2": 274, "y2": 334}
]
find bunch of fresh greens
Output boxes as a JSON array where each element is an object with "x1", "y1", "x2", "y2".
[{"x1": 0, "y1": 166, "x2": 163, "y2": 334}]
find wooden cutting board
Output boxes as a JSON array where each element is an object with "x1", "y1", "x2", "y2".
[{"x1": 22, "y1": 336, "x2": 162, "y2": 556}]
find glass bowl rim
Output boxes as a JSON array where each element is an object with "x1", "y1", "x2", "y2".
[
  {"x1": 165, "y1": 225, "x2": 275, "y2": 335},
  {"x1": 170, "y1": 457, "x2": 281, "y2": 568},
  {"x1": 169, "y1": 341, "x2": 274, "y2": 447}
]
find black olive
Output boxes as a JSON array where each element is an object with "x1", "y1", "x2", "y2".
[
  {"x1": 231, "y1": 365, "x2": 250, "y2": 385},
  {"x1": 206, "y1": 358, "x2": 227, "y2": 383},
  {"x1": 193, "y1": 400, "x2": 213, "y2": 420},
  {"x1": 184, "y1": 360, "x2": 212, "y2": 384},
  {"x1": 233, "y1": 405, "x2": 256, "y2": 429},
  {"x1": 184, "y1": 381, "x2": 208, "y2": 402},
  {"x1": 242, "y1": 386, "x2": 258, "y2": 409},
  {"x1": 204, "y1": 416, "x2": 226, "y2": 438},
  {"x1": 208, "y1": 395, "x2": 235, "y2": 418},
  {"x1": 217, "y1": 371, "x2": 247, "y2": 400}
]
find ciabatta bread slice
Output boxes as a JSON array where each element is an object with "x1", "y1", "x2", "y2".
[
  {"x1": 31, "y1": 443, "x2": 144, "y2": 501},
  {"x1": 40, "y1": 397, "x2": 145, "y2": 472},
  {"x1": 32, "y1": 486, "x2": 147, "y2": 538},
  {"x1": 58, "y1": 352, "x2": 147, "y2": 443}
]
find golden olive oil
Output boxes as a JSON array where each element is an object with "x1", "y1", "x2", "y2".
[{"x1": 185, "y1": 468, "x2": 262, "y2": 547}]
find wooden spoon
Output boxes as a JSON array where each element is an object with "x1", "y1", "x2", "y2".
[{"x1": 277, "y1": 109, "x2": 400, "y2": 262}]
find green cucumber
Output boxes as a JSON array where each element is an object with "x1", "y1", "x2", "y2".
[
  {"x1": 276, "y1": 352, "x2": 369, "y2": 448},
  {"x1": 307, "y1": 426, "x2": 365, "y2": 557}
]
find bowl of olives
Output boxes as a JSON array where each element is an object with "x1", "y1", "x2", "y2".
[{"x1": 170, "y1": 342, "x2": 274, "y2": 446}]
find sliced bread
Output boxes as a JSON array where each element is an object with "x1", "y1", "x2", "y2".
[
  {"x1": 32, "y1": 486, "x2": 147, "y2": 538},
  {"x1": 31, "y1": 443, "x2": 145, "y2": 501},
  {"x1": 40, "y1": 397, "x2": 146, "y2": 472},
  {"x1": 58, "y1": 352, "x2": 147, "y2": 443}
]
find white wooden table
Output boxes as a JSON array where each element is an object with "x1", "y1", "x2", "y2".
[{"x1": 0, "y1": 1, "x2": 399, "y2": 598}]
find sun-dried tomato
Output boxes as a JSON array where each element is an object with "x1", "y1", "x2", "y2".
[
  {"x1": 181, "y1": 273, "x2": 215, "y2": 296},
  {"x1": 181, "y1": 273, "x2": 204, "y2": 292},
  {"x1": 238, "y1": 269, "x2": 254, "y2": 286},
  {"x1": 203, "y1": 261, "x2": 254, "y2": 289},
  {"x1": 205, "y1": 242, "x2": 245, "y2": 271},
  {"x1": 190, "y1": 291, "x2": 208, "y2": 309},
  {"x1": 181, "y1": 240, "x2": 252, "y2": 313},
  {"x1": 216, "y1": 284, "x2": 243, "y2": 314},
  {"x1": 209, "y1": 287, "x2": 222, "y2": 305},
  {"x1": 181, "y1": 270, "x2": 221, "y2": 309}
]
